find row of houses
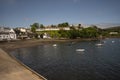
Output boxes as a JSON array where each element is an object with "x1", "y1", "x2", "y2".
[
  {"x1": 0, "y1": 26, "x2": 79, "y2": 40},
  {"x1": 0, "y1": 27, "x2": 33, "y2": 41},
  {"x1": 36, "y1": 27, "x2": 71, "y2": 31},
  {"x1": 0, "y1": 27, "x2": 16, "y2": 41},
  {"x1": 0, "y1": 26, "x2": 119, "y2": 41}
]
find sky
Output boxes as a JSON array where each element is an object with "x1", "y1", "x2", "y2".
[{"x1": 0, "y1": 0, "x2": 120, "y2": 28}]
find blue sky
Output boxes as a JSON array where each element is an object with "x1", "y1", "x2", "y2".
[{"x1": 0, "y1": 0, "x2": 120, "y2": 28}]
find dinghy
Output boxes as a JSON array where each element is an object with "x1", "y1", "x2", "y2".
[
  {"x1": 53, "y1": 44, "x2": 57, "y2": 47},
  {"x1": 76, "y1": 49, "x2": 85, "y2": 52}
]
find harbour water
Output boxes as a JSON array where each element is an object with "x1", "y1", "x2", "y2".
[{"x1": 10, "y1": 38, "x2": 120, "y2": 80}]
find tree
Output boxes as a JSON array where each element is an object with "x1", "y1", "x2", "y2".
[
  {"x1": 40, "y1": 24, "x2": 45, "y2": 28},
  {"x1": 64, "y1": 22, "x2": 69, "y2": 27},
  {"x1": 68, "y1": 30, "x2": 80, "y2": 39},
  {"x1": 58, "y1": 30, "x2": 69, "y2": 38},
  {"x1": 49, "y1": 31, "x2": 61, "y2": 38},
  {"x1": 32, "y1": 23, "x2": 39, "y2": 28},
  {"x1": 58, "y1": 22, "x2": 69, "y2": 27},
  {"x1": 30, "y1": 23, "x2": 40, "y2": 33},
  {"x1": 77, "y1": 24, "x2": 83, "y2": 30},
  {"x1": 70, "y1": 26, "x2": 76, "y2": 30},
  {"x1": 85, "y1": 27, "x2": 99, "y2": 38},
  {"x1": 51, "y1": 24, "x2": 56, "y2": 28},
  {"x1": 14, "y1": 28, "x2": 20, "y2": 36},
  {"x1": 31, "y1": 26, "x2": 36, "y2": 33},
  {"x1": 78, "y1": 24, "x2": 81, "y2": 27}
]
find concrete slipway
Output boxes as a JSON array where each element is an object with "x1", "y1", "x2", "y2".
[{"x1": 0, "y1": 48, "x2": 47, "y2": 80}]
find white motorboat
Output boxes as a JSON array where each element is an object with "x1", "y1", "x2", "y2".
[
  {"x1": 112, "y1": 41, "x2": 115, "y2": 43},
  {"x1": 96, "y1": 43, "x2": 103, "y2": 46},
  {"x1": 53, "y1": 44, "x2": 57, "y2": 47},
  {"x1": 76, "y1": 49, "x2": 85, "y2": 52}
]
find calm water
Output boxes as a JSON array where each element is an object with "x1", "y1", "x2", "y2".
[{"x1": 11, "y1": 38, "x2": 120, "y2": 80}]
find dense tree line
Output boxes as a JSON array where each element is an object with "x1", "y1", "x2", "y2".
[
  {"x1": 58, "y1": 22, "x2": 69, "y2": 27},
  {"x1": 30, "y1": 22, "x2": 120, "y2": 39},
  {"x1": 36, "y1": 27, "x2": 100, "y2": 39}
]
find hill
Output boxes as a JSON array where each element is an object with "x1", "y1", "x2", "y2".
[{"x1": 103, "y1": 26, "x2": 120, "y2": 32}]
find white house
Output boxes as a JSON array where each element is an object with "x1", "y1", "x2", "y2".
[
  {"x1": 9, "y1": 29, "x2": 17, "y2": 39},
  {"x1": 109, "y1": 32, "x2": 118, "y2": 35},
  {"x1": 42, "y1": 33, "x2": 51, "y2": 39},
  {"x1": 0, "y1": 27, "x2": 16, "y2": 41},
  {"x1": 19, "y1": 28, "x2": 26, "y2": 33}
]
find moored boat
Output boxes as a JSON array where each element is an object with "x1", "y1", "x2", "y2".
[
  {"x1": 76, "y1": 49, "x2": 85, "y2": 52},
  {"x1": 53, "y1": 44, "x2": 57, "y2": 47},
  {"x1": 96, "y1": 43, "x2": 103, "y2": 46}
]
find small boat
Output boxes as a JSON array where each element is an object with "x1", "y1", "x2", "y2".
[
  {"x1": 112, "y1": 41, "x2": 115, "y2": 43},
  {"x1": 96, "y1": 43, "x2": 103, "y2": 46},
  {"x1": 76, "y1": 49, "x2": 85, "y2": 52},
  {"x1": 53, "y1": 44, "x2": 57, "y2": 47},
  {"x1": 96, "y1": 35, "x2": 104, "y2": 46}
]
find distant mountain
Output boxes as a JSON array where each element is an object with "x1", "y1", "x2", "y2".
[
  {"x1": 96, "y1": 23, "x2": 120, "y2": 29},
  {"x1": 82, "y1": 23, "x2": 120, "y2": 29},
  {"x1": 103, "y1": 26, "x2": 120, "y2": 31}
]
